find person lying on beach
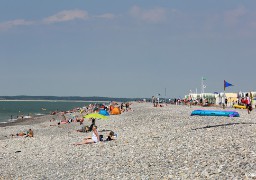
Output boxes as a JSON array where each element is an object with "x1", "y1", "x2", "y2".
[
  {"x1": 10, "y1": 129, "x2": 33, "y2": 137},
  {"x1": 73, "y1": 125, "x2": 100, "y2": 145},
  {"x1": 76, "y1": 125, "x2": 90, "y2": 133},
  {"x1": 11, "y1": 132, "x2": 26, "y2": 137},
  {"x1": 50, "y1": 122, "x2": 60, "y2": 126},
  {"x1": 105, "y1": 131, "x2": 116, "y2": 141}
]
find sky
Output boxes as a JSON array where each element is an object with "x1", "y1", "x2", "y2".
[{"x1": 1, "y1": 0, "x2": 256, "y2": 98}]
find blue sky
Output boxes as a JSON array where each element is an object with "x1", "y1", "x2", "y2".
[{"x1": 1, "y1": 0, "x2": 256, "y2": 98}]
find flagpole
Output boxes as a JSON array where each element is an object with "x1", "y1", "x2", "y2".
[
  {"x1": 223, "y1": 80, "x2": 226, "y2": 109},
  {"x1": 201, "y1": 77, "x2": 205, "y2": 100},
  {"x1": 201, "y1": 77, "x2": 204, "y2": 94},
  {"x1": 223, "y1": 80, "x2": 234, "y2": 108},
  {"x1": 165, "y1": 88, "x2": 166, "y2": 103},
  {"x1": 223, "y1": 90, "x2": 226, "y2": 109}
]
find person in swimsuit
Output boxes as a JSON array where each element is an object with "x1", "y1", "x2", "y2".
[
  {"x1": 73, "y1": 125, "x2": 100, "y2": 145},
  {"x1": 10, "y1": 129, "x2": 33, "y2": 137},
  {"x1": 26, "y1": 129, "x2": 34, "y2": 137},
  {"x1": 105, "y1": 131, "x2": 116, "y2": 141}
]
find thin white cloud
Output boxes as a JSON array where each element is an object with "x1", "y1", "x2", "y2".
[
  {"x1": 224, "y1": 6, "x2": 247, "y2": 26},
  {"x1": 130, "y1": 6, "x2": 167, "y2": 23},
  {"x1": 94, "y1": 13, "x2": 115, "y2": 19},
  {"x1": 0, "y1": 9, "x2": 116, "y2": 31},
  {"x1": 0, "y1": 19, "x2": 34, "y2": 30},
  {"x1": 43, "y1": 10, "x2": 89, "y2": 24}
]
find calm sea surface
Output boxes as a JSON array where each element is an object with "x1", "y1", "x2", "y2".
[{"x1": 0, "y1": 101, "x2": 102, "y2": 123}]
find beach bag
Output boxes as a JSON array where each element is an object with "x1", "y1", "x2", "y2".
[{"x1": 99, "y1": 135, "x2": 104, "y2": 141}]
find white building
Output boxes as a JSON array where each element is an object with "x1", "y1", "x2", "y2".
[{"x1": 185, "y1": 91, "x2": 256, "y2": 107}]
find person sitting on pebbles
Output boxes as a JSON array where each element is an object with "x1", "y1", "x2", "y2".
[
  {"x1": 73, "y1": 125, "x2": 100, "y2": 145},
  {"x1": 26, "y1": 129, "x2": 34, "y2": 137}
]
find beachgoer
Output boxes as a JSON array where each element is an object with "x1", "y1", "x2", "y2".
[
  {"x1": 10, "y1": 129, "x2": 33, "y2": 137},
  {"x1": 246, "y1": 93, "x2": 252, "y2": 114},
  {"x1": 89, "y1": 118, "x2": 96, "y2": 131},
  {"x1": 188, "y1": 96, "x2": 192, "y2": 108},
  {"x1": 125, "y1": 102, "x2": 129, "y2": 111},
  {"x1": 26, "y1": 129, "x2": 33, "y2": 137},
  {"x1": 153, "y1": 96, "x2": 157, "y2": 107},
  {"x1": 79, "y1": 117, "x2": 84, "y2": 125},
  {"x1": 105, "y1": 131, "x2": 116, "y2": 141},
  {"x1": 60, "y1": 112, "x2": 66, "y2": 122},
  {"x1": 76, "y1": 124, "x2": 86, "y2": 132},
  {"x1": 73, "y1": 125, "x2": 100, "y2": 145},
  {"x1": 14, "y1": 132, "x2": 26, "y2": 136}
]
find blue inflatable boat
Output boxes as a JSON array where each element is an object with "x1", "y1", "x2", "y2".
[{"x1": 191, "y1": 110, "x2": 240, "y2": 117}]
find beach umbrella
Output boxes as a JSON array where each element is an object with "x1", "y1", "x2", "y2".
[
  {"x1": 83, "y1": 113, "x2": 109, "y2": 127},
  {"x1": 83, "y1": 113, "x2": 109, "y2": 120}
]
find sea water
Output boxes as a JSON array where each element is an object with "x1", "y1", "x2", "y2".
[{"x1": 0, "y1": 101, "x2": 102, "y2": 123}]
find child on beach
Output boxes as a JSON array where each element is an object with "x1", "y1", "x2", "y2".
[{"x1": 105, "y1": 131, "x2": 116, "y2": 141}]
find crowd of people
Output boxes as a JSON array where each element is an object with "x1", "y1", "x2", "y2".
[
  {"x1": 60, "y1": 102, "x2": 126, "y2": 145},
  {"x1": 10, "y1": 102, "x2": 131, "y2": 145},
  {"x1": 152, "y1": 94, "x2": 254, "y2": 114}
]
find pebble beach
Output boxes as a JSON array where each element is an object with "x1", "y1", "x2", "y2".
[{"x1": 1, "y1": 102, "x2": 256, "y2": 179}]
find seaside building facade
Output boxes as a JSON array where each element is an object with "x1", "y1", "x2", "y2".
[{"x1": 185, "y1": 91, "x2": 256, "y2": 107}]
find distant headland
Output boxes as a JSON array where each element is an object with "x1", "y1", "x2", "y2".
[{"x1": 0, "y1": 96, "x2": 149, "y2": 102}]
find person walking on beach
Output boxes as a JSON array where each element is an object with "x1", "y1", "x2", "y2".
[
  {"x1": 152, "y1": 96, "x2": 156, "y2": 107},
  {"x1": 245, "y1": 93, "x2": 252, "y2": 114},
  {"x1": 188, "y1": 96, "x2": 192, "y2": 108}
]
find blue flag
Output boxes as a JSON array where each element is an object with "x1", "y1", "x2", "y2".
[{"x1": 224, "y1": 80, "x2": 233, "y2": 91}]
